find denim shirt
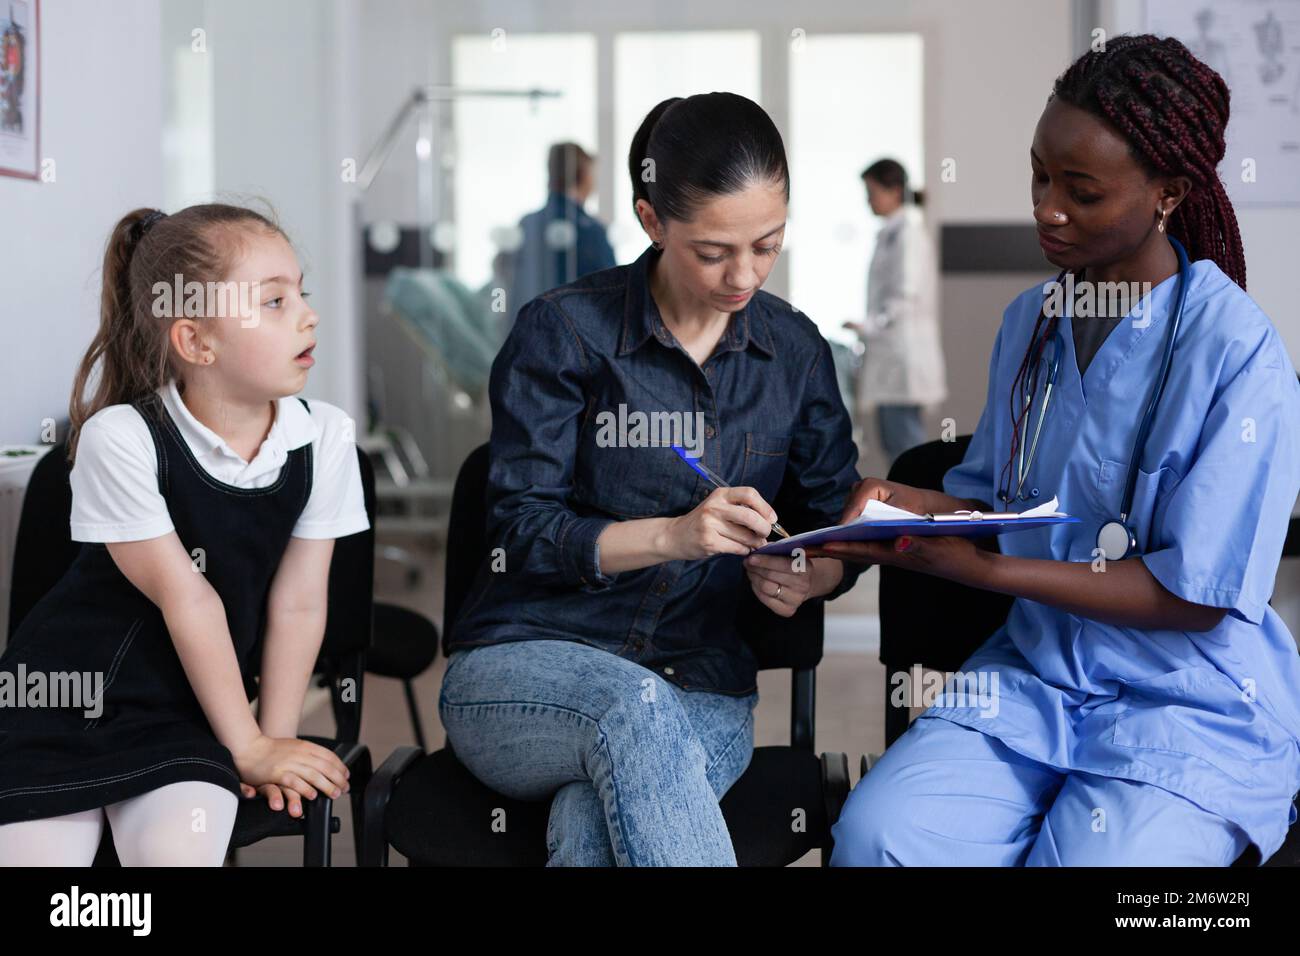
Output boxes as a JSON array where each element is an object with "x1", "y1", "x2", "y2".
[{"x1": 448, "y1": 244, "x2": 863, "y2": 695}]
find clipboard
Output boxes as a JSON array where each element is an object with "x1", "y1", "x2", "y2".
[{"x1": 752, "y1": 497, "x2": 1080, "y2": 556}]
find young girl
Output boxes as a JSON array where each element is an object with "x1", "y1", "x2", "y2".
[
  {"x1": 822, "y1": 36, "x2": 1300, "y2": 866},
  {"x1": 0, "y1": 204, "x2": 366, "y2": 865}
]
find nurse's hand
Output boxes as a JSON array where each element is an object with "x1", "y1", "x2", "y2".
[
  {"x1": 808, "y1": 534, "x2": 991, "y2": 588},
  {"x1": 836, "y1": 477, "x2": 932, "y2": 524},
  {"x1": 743, "y1": 553, "x2": 815, "y2": 617}
]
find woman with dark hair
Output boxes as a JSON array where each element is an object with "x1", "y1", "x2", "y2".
[
  {"x1": 824, "y1": 36, "x2": 1300, "y2": 866},
  {"x1": 438, "y1": 92, "x2": 863, "y2": 865},
  {"x1": 844, "y1": 158, "x2": 947, "y2": 464}
]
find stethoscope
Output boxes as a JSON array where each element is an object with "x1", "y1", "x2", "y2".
[
  {"x1": 1007, "y1": 329, "x2": 1065, "y2": 502},
  {"x1": 998, "y1": 236, "x2": 1191, "y2": 561}
]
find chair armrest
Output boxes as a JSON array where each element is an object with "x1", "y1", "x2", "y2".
[
  {"x1": 325, "y1": 739, "x2": 371, "y2": 772},
  {"x1": 820, "y1": 751, "x2": 850, "y2": 828},
  {"x1": 360, "y1": 745, "x2": 424, "y2": 867}
]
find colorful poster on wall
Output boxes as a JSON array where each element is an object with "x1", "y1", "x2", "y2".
[{"x1": 0, "y1": 0, "x2": 38, "y2": 181}]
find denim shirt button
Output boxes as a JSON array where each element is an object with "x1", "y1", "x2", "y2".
[
  {"x1": 704, "y1": 425, "x2": 715, "y2": 439},
  {"x1": 654, "y1": 581, "x2": 669, "y2": 596},
  {"x1": 633, "y1": 638, "x2": 645, "y2": 650},
  {"x1": 663, "y1": 667, "x2": 675, "y2": 676}
]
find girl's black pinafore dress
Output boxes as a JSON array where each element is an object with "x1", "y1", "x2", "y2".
[{"x1": 0, "y1": 392, "x2": 313, "y2": 825}]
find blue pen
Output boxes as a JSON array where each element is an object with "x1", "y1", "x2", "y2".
[{"x1": 672, "y1": 445, "x2": 789, "y2": 538}]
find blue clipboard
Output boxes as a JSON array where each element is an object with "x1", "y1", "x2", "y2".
[{"x1": 753, "y1": 514, "x2": 1080, "y2": 555}]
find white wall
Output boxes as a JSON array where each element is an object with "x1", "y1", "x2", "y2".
[
  {"x1": 0, "y1": 0, "x2": 163, "y2": 443},
  {"x1": 202, "y1": 0, "x2": 364, "y2": 424}
]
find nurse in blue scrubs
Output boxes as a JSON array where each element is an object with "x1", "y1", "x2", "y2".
[{"x1": 818, "y1": 35, "x2": 1300, "y2": 865}]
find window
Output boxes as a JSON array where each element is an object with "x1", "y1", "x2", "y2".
[
  {"x1": 788, "y1": 33, "x2": 924, "y2": 343},
  {"x1": 611, "y1": 31, "x2": 761, "y2": 264},
  {"x1": 451, "y1": 33, "x2": 598, "y2": 289}
]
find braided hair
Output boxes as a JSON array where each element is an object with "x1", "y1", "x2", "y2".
[{"x1": 1052, "y1": 34, "x2": 1246, "y2": 289}]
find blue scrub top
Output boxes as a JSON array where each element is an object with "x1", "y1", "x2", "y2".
[{"x1": 932, "y1": 258, "x2": 1300, "y2": 860}]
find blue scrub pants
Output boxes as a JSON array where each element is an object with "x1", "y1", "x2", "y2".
[{"x1": 830, "y1": 714, "x2": 1252, "y2": 866}]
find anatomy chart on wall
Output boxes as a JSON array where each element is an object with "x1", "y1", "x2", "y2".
[{"x1": 1147, "y1": 0, "x2": 1300, "y2": 204}]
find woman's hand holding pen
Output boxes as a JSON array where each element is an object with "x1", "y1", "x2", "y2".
[
  {"x1": 659, "y1": 486, "x2": 777, "y2": 559},
  {"x1": 232, "y1": 734, "x2": 350, "y2": 817}
]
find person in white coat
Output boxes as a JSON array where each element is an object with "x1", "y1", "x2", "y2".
[{"x1": 843, "y1": 159, "x2": 947, "y2": 464}]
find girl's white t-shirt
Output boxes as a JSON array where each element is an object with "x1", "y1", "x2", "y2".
[{"x1": 69, "y1": 379, "x2": 370, "y2": 543}]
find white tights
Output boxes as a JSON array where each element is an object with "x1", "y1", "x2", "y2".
[{"x1": 0, "y1": 781, "x2": 238, "y2": 866}]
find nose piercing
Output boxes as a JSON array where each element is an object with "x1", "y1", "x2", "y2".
[{"x1": 1053, "y1": 212, "x2": 1067, "y2": 222}]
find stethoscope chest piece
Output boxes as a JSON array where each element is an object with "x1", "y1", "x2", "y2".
[{"x1": 1096, "y1": 519, "x2": 1136, "y2": 562}]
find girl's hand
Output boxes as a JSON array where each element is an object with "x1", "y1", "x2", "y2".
[
  {"x1": 659, "y1": 486, "x2": 776, "y2": 560},
  {"x1": 232, "y1": 734, "x2": 350, "y2": 803},
  {"x1": 808, "y1": 534, "x2": 991, "y2": 587},
  {"x1": 238, "y1": 782, "x2": 313, "y2": 818},
  {"x1": 743, "y1": 553, "x2": 814, "y2": 618}
]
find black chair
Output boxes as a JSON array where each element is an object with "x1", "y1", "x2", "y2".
[
  {"x1": 364, "y1": 601, "x2": 439, "y2": 750},
  {"x1": 361, "y1": 443, "x2": 851, "y2": 867},
  {"x1": 873, "y1": 436, "x2": 1300, "y2": 867},
  {"x1": 7, "y1": 442, "x2": 377, "y2": 867}
]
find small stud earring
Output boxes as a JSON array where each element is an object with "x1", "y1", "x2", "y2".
[{"x1": 652, "y1": 239, "x2": 664, "y2": 251}]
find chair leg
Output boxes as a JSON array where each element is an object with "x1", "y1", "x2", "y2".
[
  {"x1": 302, "y1": 797, "x2": 334, "y2": 867},
  {"x1": 349, "y1": 747, "x2": 374, "y2": 862},
  {"x1": 403, "y1": 679, "x2": 428, "y2": 751}
]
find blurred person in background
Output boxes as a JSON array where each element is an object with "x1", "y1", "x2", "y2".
[
  {"x1": 509, "y1": 142, "x2": 617, "y2": 324},
  {"x1": 843, "y1": 158, "x2": 947, "y2": 466}
]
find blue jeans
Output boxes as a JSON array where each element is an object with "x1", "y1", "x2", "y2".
[{"x1": 438, "y1": 639, "x2": 758, "y2": 866}]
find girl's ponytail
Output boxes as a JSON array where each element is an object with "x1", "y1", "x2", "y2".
[{"x1": 67, "y1": 209, "x2": 168, "y2": 464}]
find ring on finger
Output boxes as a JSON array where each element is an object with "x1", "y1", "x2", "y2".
[{"x1": 775, "y1": 584, "x2": 783, "y2": 600}]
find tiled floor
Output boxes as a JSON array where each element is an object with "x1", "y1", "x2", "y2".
[{"x1": 236, "y1": 536, "x2": 892, "y2": 867}]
